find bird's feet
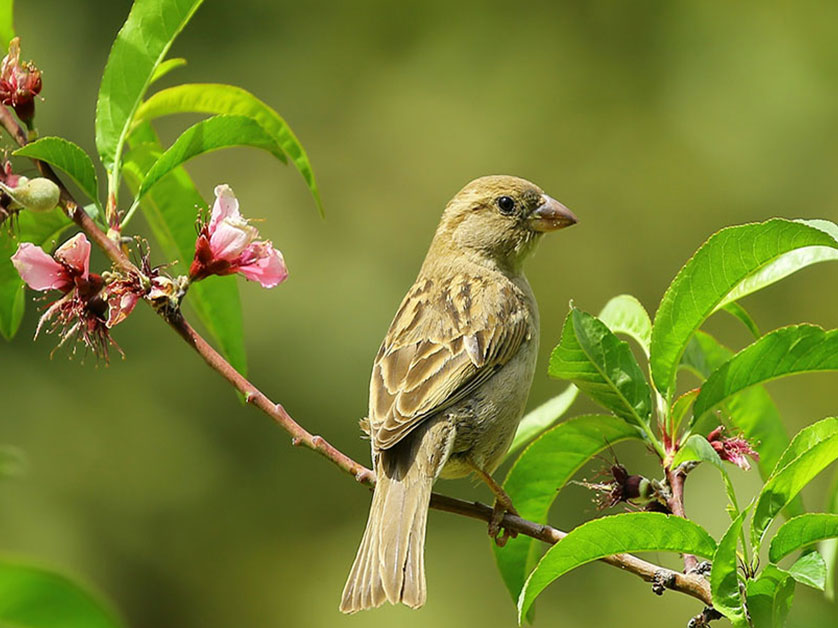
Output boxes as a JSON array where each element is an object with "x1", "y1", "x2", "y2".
[{"x1": 488, "y1": 496, "x2": 519, "y2": 547}]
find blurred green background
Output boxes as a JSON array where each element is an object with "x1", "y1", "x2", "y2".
[{"x1": 3, "y1": 1, "x2": 838, "y2": 626}]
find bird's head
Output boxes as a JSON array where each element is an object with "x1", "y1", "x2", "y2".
[{"x1": 431, "y1": 175, "x2": 577, "y2": 273}]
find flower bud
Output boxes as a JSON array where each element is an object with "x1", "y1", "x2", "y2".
[
  {"x1": 0, "y1": 38, "x2": 43, "y2": 126},
  {"x1": 0, "y1": 177, "x2": 60, "y2": 212}
]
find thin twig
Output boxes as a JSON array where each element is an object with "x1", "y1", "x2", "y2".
[
  {"x1": 1, "y1": 105, "x2": 713, "y2": 611},
  {"x1": 667, "y1": 465, "x2": 699, "y2": 573}
]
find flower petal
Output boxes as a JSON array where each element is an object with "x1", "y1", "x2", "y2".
[
  {"x1": 11, "y1": 242, "x2": 71, "y2": 291},
  {"x1": 209, "y1": 184, "x2": 241, "y2": 233},
  {"x1": 209, "y1": 215, "x2": 259, "y2": 261},
  {"x1": 106, "y1": 291, "x2": 140, "y2": 328},
  {"x1": 237, "y1": 241, "x2": 288, "y2": 288},
  {"x1": 54, "y1": 233, "x2": 90, "y2": 278}
]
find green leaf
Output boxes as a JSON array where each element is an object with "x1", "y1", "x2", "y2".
[
  {"x1": 822, "y1": 470, "x2": 838, "y2": 600},
  {"x1": 680, "y1": 332, "x2": 797, "y2": 503},
  {"x1": 717, "y1": 218, "x2": 838, "y2": 310},
  {"x1": 494, "y1": 415, "x2": 643, "y2": 608},
  {"x1": 694, "y1": 325, "x2": 838, "y2": 421},
  {"x1": 0, "y1": 0, "x2": 14, "y2": 50},
  {"x1": 506, "y1": 385, "x2": 578, "y2": 458},
  {"x1": 746, "y1": 565, "x2": 795, "y2": 628},
  {"x1": 133, "y1": 83, "x2": 322, "y2": 215},
  {"x1": 650, "y1": 219, "x2": 838, "y2": 397},
  {"x1": 14, "y1": 137, "x2": 101, "y2": 211},
  {"x1": 771, "y1": 417, "x2": 838, "y2": 478},
  {"x1": 95, "y1": 0, "x2": 203, "y2": 182},
  {"x1": 150, "y1": 57, "x2": 186, "y2": 84},
  {"x1": 597, "y1": 294, "x2": 652, "y2": 357},
  {"x1": 752, "y1": 427, "x2": 838, "y2": 546},
  {"x1": 0, "y1": 208, "x2": 73, "y2": 339},
  {"x1": 137, "y1": 114, "x2": 284, "y2": 200},
  {"x1": 786, "y1": 551, "x2": 826, "y2": 590},
  {"x1": 711, "y1": 509, "x2": 748, "y2": 626},
  {"x1": 549, "y1": 307, "x2": 653, "y2": 430},
  {"x1": 123, "y1": 126, "x2": 247, "y2": 375},
  {"x1": 0, "y1": 234, "x2": 25, "y2": 339},
  {"x1": 0, "y1": 559, "x2": 123, "y2": 628},
  {"x1": 721, "y1": 301, "x2": 761, "y2": 339},
  {"x1": 769, "y1": 514, "x2": 838, "y2": 562},
  {"x1": 517, "y1": 512, "x2": 716, "y2": 623},
  {"x1": 669, "y1": 388, "x2": 699, "y2": 435}
]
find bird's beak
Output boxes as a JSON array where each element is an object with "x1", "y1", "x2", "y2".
[{"x1": 528, "y1": 195, "x2": 578, "y2": 232}]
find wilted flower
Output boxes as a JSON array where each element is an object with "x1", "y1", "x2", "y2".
[
  {"x1": 189, "y1": 185, "x2": 288, "y2": 288},
  {"x1": 576, "y1": 462, "x2": 667, "y2": 512},
  {"x1": 707, "y1": 427, "x2": 760, "y2": 471},
  {"x1": 104, "y1": 276, "x2": 142, "y2": 328},
  {"x1": 0, "y1": 37, "x2": 43, "y2": 124},
  {"x1": 11, "y1": 233, "x2": 122, "y2": 359}
]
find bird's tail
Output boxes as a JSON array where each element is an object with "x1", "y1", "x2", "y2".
[{"x1": 340, "y1": 446, "x2": 434, "y2": 613}]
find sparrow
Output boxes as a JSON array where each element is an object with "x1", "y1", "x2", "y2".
[{"x1": 340, "y1": 175, "x2": 577, "y2": 613}]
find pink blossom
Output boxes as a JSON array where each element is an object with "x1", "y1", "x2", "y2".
[
  {"x1": 11, "y1": 233, "x2": 90, "y2": 291},
  {"x1": 189, "y1": 184, "x2": 288, "y2": 288},
  {"x1": 707, "y1": 427, "x2": 760, "y2": 471},
  {"x1": 11, "y1": 242, "x2": 72, "y2": 291},
  {"x1": 237, "y1": 241, "x2": 288, "y2": 288},
  {"x1": 10, "y1": 233, "x2": 125, "y2": 360}
]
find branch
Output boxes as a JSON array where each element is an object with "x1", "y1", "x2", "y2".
[
  {"x1": 1, "y1": 106, "x2": 713, "y2": 612},
  {"x1": 667, "y1": 465, "x2": 699, "y2": 573}
]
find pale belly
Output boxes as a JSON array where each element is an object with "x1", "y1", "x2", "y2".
[{"x1": 438, "y1": 333, "x2": 538, "y2": 479}]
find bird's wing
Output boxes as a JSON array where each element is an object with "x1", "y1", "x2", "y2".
[{"x1": 368, "y1": 273, "x2": 531, "y2": 451}]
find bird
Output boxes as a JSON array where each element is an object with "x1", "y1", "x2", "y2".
[{"x1": 340, "y1": 175, "x2": 577, "y2": 613}]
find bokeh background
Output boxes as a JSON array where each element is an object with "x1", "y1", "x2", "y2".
[{"x1": 3, "y1": 1, "x2": 838, "y2": 626}]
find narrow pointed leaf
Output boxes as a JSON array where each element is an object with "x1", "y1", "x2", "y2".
[
  {"x1": 494, "y1": 415, "x2": 643, "y2": 606},
  {"x1": 15, "y1": 137, "x2": 101, "y2": 210},
  {"x1": 124, "y1": 124, "x2": 246, "y2": 375},
  {"x1": 769, "y1": 514, "x2": 838, "y2": 563},
  {"x1": 669, "y1": 388, "x2": 699, "y2": 434},
  {"x1": 694, "y1": 325, "x2": 838, "y2": 420},
  {"x1": 137, "y1": 114, "x2": 284, "y2": 199},
  {"x1": 771, "y1": 417, "x2": 838, "y2": 478},
  {"x1": 717, "y1": 219, "x2": 838, "y2": 309},
  {"x1": 0, "y1": 559, "x2": 124, "y2": 628},
  {"x1": 786, "y1": 551, "x2": 826, "y2": 590},
  {"x1": 95, "y1": 0, "x2": 203, "y2": 174},
  {"x1": 506, "y1": 385, "x2": 578, "y2": 458},
  {"x1": 721, "y1": 302, "x2": 761, "y2": 339},
  {"x1": 752, "y1": 429, "x2": 838, "y2": 546},
  {"x1": 517, "y1": 513, "x2": 716, "y2": 623},
  {"x1": 133, "y1": 83, "x2": 322, "y2": 214},
  {"x1": 150, "y1": 57, "x2": 186, "y2": 83},
  {"x1": 651, "y1": 219, "x2": 838, "y2": 396},
  {"x1": 549, "y1": 307, "x2": 652, "y2": 427},
  {"x1": 597, "y1": 294, "x2": 651, "y2": 357},
  {"x1": 711, "y1": 509, "x2": 748, "y2": 625}
]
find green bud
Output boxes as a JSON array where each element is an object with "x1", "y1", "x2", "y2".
[{"x1": 0, "y1": 177, "x2": 60, "y2": 212}]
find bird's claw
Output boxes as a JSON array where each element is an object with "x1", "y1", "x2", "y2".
[{"x1": 488, "y1": 500, "x2": 519, "y2": 547}]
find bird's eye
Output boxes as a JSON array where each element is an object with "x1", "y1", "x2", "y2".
[{"x1": 496, "y1": 196, "x2": 516, "y2": 215}]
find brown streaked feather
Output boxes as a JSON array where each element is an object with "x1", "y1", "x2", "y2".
[{"x1": 368, "y1": 272, "x2": 531, "y2": 451}]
